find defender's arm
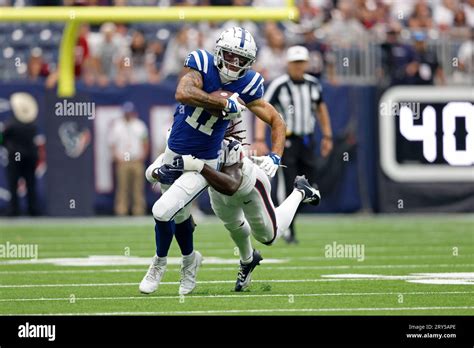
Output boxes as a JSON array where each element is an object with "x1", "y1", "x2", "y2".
[
  {"x1": 200, "y1": 163, "x2": 243, "y2": 196},
  {"x1": 247, "y1": 99, "x2": 286, "y2": 157},
  {"x1": 175, "y1": 68, "x2": 227, "y2": 110}
]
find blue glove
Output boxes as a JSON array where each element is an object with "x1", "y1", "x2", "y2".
[
  {"x1": 223, "y1": 93, "x2": 246, "y2": 120},
  {"x1": 268, "y1": 152, "x2": 281, "y2": 166},
  {"x1": 153, "y1": 163, "x2": 183, "y2": 185}
]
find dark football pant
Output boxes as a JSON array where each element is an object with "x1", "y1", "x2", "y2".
[
  {"x1": 7, "y1": 156, "x2": 38, "y2": 216},
  {"x1": 281, "y1": 134, "x2": 317, "y2": 238}
]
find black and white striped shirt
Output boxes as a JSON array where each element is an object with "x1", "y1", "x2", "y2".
[{"x1": 264, "y1": 73, "x2": 323, "y2": 136}]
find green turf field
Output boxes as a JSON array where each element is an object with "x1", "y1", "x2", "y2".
[{"x1": 0, "y1": 215, "x2": 473, "y2": 315}]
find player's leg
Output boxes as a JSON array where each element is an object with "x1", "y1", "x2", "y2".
[
  {"x1": 281, "y1": 137, "x2": 300, "y2": 242},
  {"x1": 173, "y1": 207, "x2": 203, "y2": 295},
  {"x1": 209, "y1": 188, "x2": 253, "y2": 263},
  {"x1": 209, "y1": 188, "x2": 262, "y2": 291},
  {"x1": 243, "y1": 173, "x2": 281, "y2": 245},
  {"x1": 141, "y1": 144, "x2": 217, "y2": 294},
  {"x1": 244, "y1": 168, "x2": 320, "y2": 246},
  {"x1": 140, "y1": 171, "x2": 208, "y2": 294}
]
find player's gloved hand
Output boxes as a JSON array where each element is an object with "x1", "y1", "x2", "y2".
[
  {"x1": 152, "y1": 164, "x2": 183, "y2": 185},
  {"x1": 145, "y1": 153, "x2": 164, "y2": 184},
  {"x1": 172, "y1": 155, "x2": 204, "y2": 173},
  {"x1": 250, "y1": 152, "x2": 281, "y2": 178},
  {"x1": 223, "y1": 93, "x2": 246, "y2": 120}
]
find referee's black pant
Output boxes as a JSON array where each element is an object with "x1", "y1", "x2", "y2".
[{"x1": 280, "y1": 134, "x2": 317, "y2": 238}]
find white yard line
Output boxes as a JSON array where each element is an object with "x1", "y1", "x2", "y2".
[
  {"x1": 0, "y1": 279, "x2": 352, "y2": 288},
  {"x1": 4, "y1": 306, "x2": 474, "y2": 316},
  {"x1": 3, "y1": 272, "x2": 474, "y2": 288},
  {"x1": 1, "y1": 291, "x2": 473, "y2": 303},
  {"x1": 0, "y1": 263, "x2": 473, "y2": 275}
]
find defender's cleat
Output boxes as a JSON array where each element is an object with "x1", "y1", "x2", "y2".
[
  {"x1": 235, "y1": 249, "x2": 263, "y2": 292},
  {"x1": 139, "y1": 255, "x2": 167, "y2": 294},
  {"x1": 179, "y1": 251, "x2": 203, "y2": 295},
  {"x1": 294, "y1": 175, "x2": 321, "y2": 206}
]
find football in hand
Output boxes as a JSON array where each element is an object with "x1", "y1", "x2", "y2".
[{"x1": 206, "y1": 90, "x2": 245, "y2": 117}]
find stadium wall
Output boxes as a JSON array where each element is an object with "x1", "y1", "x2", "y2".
[{"x1": 4, "y1": 82, "x2": 471, "y2": 216}]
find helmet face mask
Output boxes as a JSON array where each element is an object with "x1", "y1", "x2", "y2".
[{"x1": 214, "y1": 27, "x2": 257, "y2": 81}]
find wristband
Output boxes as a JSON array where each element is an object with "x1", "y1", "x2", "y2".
[
  {"x1": 183, "y1": 155, "x2": 205, "y2": 173},
  {"x1": 268, "y1": 152, "x2": 281, "y2": 165},
  {"x1": 323, "y1": 135, "x2": 333, "y2": 140}
]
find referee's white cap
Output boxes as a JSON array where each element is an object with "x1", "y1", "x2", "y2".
[{"x1": 286, "y1": 45, "x2": 309, "y2": 62}]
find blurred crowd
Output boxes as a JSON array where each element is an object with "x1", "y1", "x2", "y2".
[{"x1": 0, "y1": 0, "x2": 473, "y2": 86}]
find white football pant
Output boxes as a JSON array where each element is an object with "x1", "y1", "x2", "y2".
[{"x1": 152, "y1": 147, "x2": 218, "y2": 223}]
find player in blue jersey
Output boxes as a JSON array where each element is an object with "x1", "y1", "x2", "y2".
[{"x1": 139, "y1": 27, "x2": 286, "y2": 295}]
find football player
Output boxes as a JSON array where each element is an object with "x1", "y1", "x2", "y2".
[
  {"x1": 139, "y1": 27, "x2": 286, "y2": 295},
  {"x1": 167, "y1": 138, "x2": 321, "y2": 291}
]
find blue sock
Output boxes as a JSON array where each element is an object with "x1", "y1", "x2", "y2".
[
  {"x1": 155, "y1": 219, "x2": 175, "y2": 257},
  {"x1": 174, "y1": 216, "x2": 195, "y2": 256}
]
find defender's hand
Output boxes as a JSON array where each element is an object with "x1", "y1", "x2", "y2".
[
  {"x1": 251, "y1": 152, "x2": 281, "y2": 178},
  {"x1": 173, "y1": 155, "x2": 204, "y2": 173},
  {"x1": 223, "y1": 93, "x2": 246, "y2": 120}
]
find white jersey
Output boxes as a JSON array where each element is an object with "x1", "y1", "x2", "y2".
[
  {"x1": 210, "y1": 156, "x2": 258, "y2": 200},
  {"x1": 233, "y1": 157, "x2": 257, "y2": 198}
]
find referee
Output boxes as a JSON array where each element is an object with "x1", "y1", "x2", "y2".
[{"x1": 254, "y1": 45, "x2": 333, "y2": 244}]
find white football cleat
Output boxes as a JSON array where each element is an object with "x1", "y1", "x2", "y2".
[
  {"x1": 139, "y1": 255, "x2": 167, "y2": 294},
  {"x1": 179, "y1": 251, "x2": 203, "y2": 295}
]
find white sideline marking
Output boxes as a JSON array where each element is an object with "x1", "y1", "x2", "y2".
[
  {"x1": 1, "y1": 291, "x2": 473, "y2": 303},
  {"x1": 0, "y1": 255, "x2": 286, "y2": 266},
  {"x1": 1, "y1": 263, "x2": 473, "y2": 275},
  {"x1": 4, "y1": 306, "x2": 474, "y2": 316}
]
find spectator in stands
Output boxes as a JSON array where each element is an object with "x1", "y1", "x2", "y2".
[
  {"x1": 256, "y1": 22, "x2": 287, "y2": 81},
  {"x1": 109, "y1": 102, "x2": 149, "y2": 216},
  {"x1": 2, "y1": 92, "x2": 43, "y2": 216},
  {"x1": 380, "y1": 24, "x2": 416, "y2": 86},
  {"x1": 297, "y1": 0, "x2": 323, "y2": 30},
  {"x1": 301, "y1": 29, "x2": 335, "y2": 83},
  {"x1": 463, "y1": 0, "x2": 474, "y2": 27},
  {"x1": 75, "y1": 24, "x2": 90, "y2": 78},
  {"x1": 323, "y1": 0, "x2": 366, "y2": 47},
  {"x1": 453, "y1": 31, "x2": 473, "y2": 83},
  {"x1": 160, "y1": 25, "x2": 201, "y2": 80},
  {"x1": 408, "y1": 1, "x2": 434, "y2": 29},
  {"x1": 94, "y1": 22, "x2": 121, "y2": 86},
  {"x1": 408, "y1": 31, "x2": 446, "y2": 85},
  {"x1": 27, "y1": 47, "x2": 50, "y2": 81},
  {"x1": 433, "y1": 0, "x2": 458, "y2": 29},
  {"x1": 453, "y1": 7, "x2": 467, "y2": 27},
  {"x1": 120, "y1": 30, "x2": 160, "y2": 84}
]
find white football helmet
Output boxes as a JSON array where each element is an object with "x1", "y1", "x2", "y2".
[{"x1": 214, "y1": 27, "x2": 257, "y2": 81}]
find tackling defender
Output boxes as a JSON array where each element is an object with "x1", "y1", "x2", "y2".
[
  {"x1": 170, "y1": 139, "x2": 321, "y2": 291},
  {"x1": 140, "y1": 27, "x2": 286, "y2": 295}
]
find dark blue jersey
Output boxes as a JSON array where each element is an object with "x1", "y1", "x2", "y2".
[{"x1": 168, "y1": 49, "x2": 264, "y2": 159}]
